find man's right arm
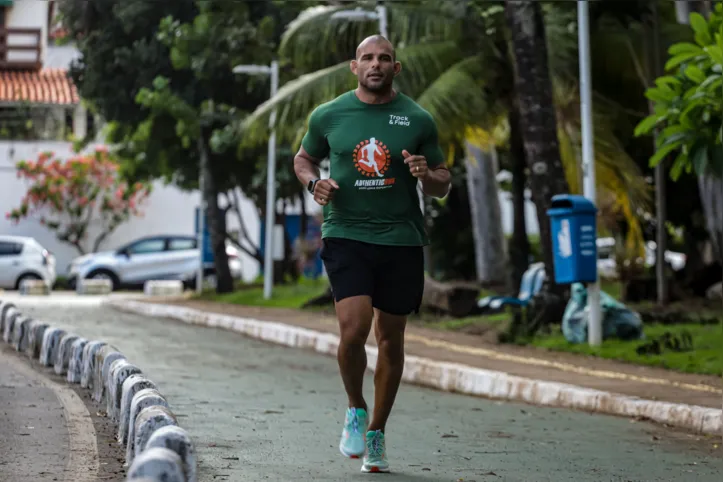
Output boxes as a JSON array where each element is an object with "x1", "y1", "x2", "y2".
[
  {"x1": 294, "y1": 107, "x2": 338, "y2": 206},
  {"x1": 293, "y1": 146, "x2": 322, "y2": 189}
]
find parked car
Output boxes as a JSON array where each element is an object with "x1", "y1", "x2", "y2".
[
  {"x1": 0, "y1": 235, "x2": 57, "y2": 290},
  {"x1": 67, "y1": 235, "x2": 243, "y2": 291}
]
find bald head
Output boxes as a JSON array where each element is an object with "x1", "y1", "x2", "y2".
[
  {"x1": 351, "y1": 34, "x2": 400, "y2": 94},
  {"x1": 356, "y1": 35, "x2": 396, "y2": 61}
]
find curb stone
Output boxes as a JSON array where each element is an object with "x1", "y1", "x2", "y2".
[
  {"x1": 106, "y1": 299, "x2": 723, "y2": 437},
  {"x1": 0, "y1": 298, "x2": 197, "y2": 481}
]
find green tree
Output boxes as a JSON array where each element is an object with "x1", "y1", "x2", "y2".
[
  {"x1": 60, "y1": 0, "x2": 323, "y2": 291},
  {"x1": 635, "y1": 6, "x2": 723, "y2": 263},
  {"x1": 132, "y1": 1, "x2": 279, "y2": 293}
]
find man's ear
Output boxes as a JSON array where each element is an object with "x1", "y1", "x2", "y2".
[
  {"x1": 350, "y1": 59, "x2": 358, "y2": 75},
  {"x1": 394, "y1": 61, "x2": 402, "y2": 76}
]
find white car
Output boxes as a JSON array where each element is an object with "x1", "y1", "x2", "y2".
[
  {"x1": 68, "y1": 235, "x2": 243, "y2": 291},
  {"x1": 0, "y1": 235, "x2": 57, "y2": 290}
]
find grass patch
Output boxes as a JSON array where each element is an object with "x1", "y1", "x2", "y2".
[
  {"x1": 530, "y1": 322, "x2": 723, "y2": 376},
  {"x1": 415, "y1": 312, "x2": 509, "y2": 331},
  {"x1": 197, "y1": 277, "x2": 329, "y2": 309}
]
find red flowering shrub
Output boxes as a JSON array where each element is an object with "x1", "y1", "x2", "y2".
[{"x1": 7, "y1": 147, "x2": 152, "y2": 254}]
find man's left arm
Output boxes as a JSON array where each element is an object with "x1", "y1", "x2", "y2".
[{"x1": 403, "y1": 114, "x2": 451, "y2": 198}]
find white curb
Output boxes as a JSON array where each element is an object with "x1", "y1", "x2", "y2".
[
  {"x1": 109, "y1": 361, "x2": 142, "y2": 423},
  {"x1": 126, "y1": 447, "x2": 185, "y2": 482},
  {"x1": 76, "y1": 278, "x2": 113, "y2": 295},
  {"x1": 19, "y1": 279, "x2": 50, "y2": 296},
  {"x1": 145, "y1": 426, "x2": 197, "y2": 482},
  {"x1": 133, "y1": 406, "x2": 178, "y2": 459},
  {"x1": 119, "y1": 376, "x2": 158, "y2": 446},
  {"x1": 107, "y1": 299, "x2": 723, "y2": 436},
  {"x1": 0, "y1": 298, "x2": 197, "y2": 481},
  {"x1": 54, "y1": 333, "x2": 80, "y2": 375},
  {"x1": 67, "y1": 338, "x2": 88, "y2": 383},
  {"x1": 144, "y1": 280, "x2": 184, "y2": 297},
  {"x1": 126, "y1": 389, "x2": 169, "y2": 467},
  {"x1": 28, "y1": 321, "x2": 49, "y2": 360}
]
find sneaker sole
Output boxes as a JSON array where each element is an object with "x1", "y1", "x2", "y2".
[
  {"x1": 339, "y1": 442, "x2": 364, "y2": 459},
  {"x1": 361, "y1": 465, "x2": 390, "y2": 473}
]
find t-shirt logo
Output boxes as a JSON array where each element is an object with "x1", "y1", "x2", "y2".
[{"x1": 353, "y1": 137, "x2": 390, "y2": 178}]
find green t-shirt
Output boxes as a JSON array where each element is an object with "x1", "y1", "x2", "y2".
[{"x1": 301, "y1": 91, "x2": 444, "y2": 246}]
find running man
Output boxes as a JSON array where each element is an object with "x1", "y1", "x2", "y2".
[
  {"x1": 358, "y1": 136, "x2": 385, "y2": 177},
  {"x1": 293, "y1": 35, "x2": 451, "y2": 474}
]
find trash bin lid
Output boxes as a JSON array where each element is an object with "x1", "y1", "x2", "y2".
[{"x1": 546, "y1": 194, "x2": 597, "y2": 217}]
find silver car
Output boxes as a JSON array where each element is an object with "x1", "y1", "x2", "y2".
[
  {"x1": 67, "y1": 235, "x2": 242, "y2": 291},
  {"x1": 0, "y1": 235, "x2": 57, "y2": 290}
]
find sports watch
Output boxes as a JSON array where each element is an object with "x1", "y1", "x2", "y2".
[{"x1": 307, "y1": 178, "x2": 320, "y2": 193}]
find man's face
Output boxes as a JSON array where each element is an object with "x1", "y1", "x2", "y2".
[{"x1": 351, "y1": 41, "x2": 401, "y2": 92}]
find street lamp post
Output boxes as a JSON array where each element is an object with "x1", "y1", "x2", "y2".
[
  {"x1": 577, "y1": 0, "x2": 602, "y2": 346},
  {"x1": 232, "y1": 60, "x2": 279, "y2": 300},
  {"x1": 331, "y1": 5, "x2": 388, "y2": 38}
]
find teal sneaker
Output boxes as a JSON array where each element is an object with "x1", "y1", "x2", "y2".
[
  {"x1": 339, "y1": 407, "x2": 368, "y2": 458},
  {"x1": 361, "y1": 430, "x2": 390, "y2": 473}
]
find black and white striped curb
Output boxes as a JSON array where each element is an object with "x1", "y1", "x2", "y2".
[{"x1": 0, "y1": 299, "x2": 198, "y2": 482}]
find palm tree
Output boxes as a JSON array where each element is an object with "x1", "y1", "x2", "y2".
[{"x1": 239, "y1": 1, "x2": 651, "y2": 288}]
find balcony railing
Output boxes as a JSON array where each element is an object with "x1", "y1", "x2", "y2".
[{"x1": 0, "y1": 27, "x2": 42, "y2": 70}]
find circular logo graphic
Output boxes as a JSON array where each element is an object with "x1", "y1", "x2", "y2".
[{"x1": 353, "y1": 138, "x2": 391, "y2": 177}]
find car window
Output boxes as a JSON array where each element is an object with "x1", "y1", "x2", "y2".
[
  {"x1": 127, "y1": 238, "x2": 166, "y2": 255},
  {"x1": 0, "y1": 241, "x2": 23, "y2": 256},
  {"x1": 168, "y1": 238, "x2": 196, "y2": 251}
]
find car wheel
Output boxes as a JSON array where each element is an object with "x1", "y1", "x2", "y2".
[
  {"x1": 15, "y1": 273, "x2": 42, "y2": 291},
  {"x1": 86, "y1": 269, "x2": 119, "y2": 291}
]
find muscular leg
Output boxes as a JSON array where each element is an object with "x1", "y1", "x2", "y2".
[
  {"x1": 368, "y1": 308, "x2": 406, "y2": 433},
  {"x1": 335, "y1": 295, "x2": 374, "y2": 410}
]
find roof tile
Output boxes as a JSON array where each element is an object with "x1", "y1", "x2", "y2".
[{"x1": 0, "y1": 68, "x2": 79, "y2": 105}]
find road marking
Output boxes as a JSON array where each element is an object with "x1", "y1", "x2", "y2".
[
  {"x1": 404, "y1": 333, "x2": 722, "y2": 395},
  {"x1": 0, "y1": 349, "x2": 100, "y2": 481}
]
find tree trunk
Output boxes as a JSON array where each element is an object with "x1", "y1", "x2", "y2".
[
  {"x1": 508, "y1": 103, "x2": 530, "y2": 294},
  {"x1": 199, "y1": 136, "x2": 234, "y2": 294},
  {"x1": 464, "y1": 141, "x2": 507, "y2": 288},
  {"x1": 505, "y1": 0, "x2": 571, "y2": 297},
  {"x1": 646, "y1": 1, "x2": 669, "y2": 305},
  {"x1": 698, "y1": 175, "x2": 723, "y2": 264},
  {"x1": 674, "y1": 0, "x2": 691, "y2": 23}
]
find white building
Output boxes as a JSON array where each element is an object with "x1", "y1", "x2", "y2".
[{"x1": 0, "y1": 0, "x2": 265, "y2": 281}]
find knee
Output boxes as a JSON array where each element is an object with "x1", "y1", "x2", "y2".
[
  {"x1": 338, "y1": 318, "x2": 370, "y2": 347},
  {"x1": 336, "y1": 296, "x2": 373, "y2": 346},
  {"x1": 377, "y1": 333, "x2": 404, "y2": 359}
]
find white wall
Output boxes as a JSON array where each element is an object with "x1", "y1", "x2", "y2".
[
  {"x1": 0, "y1": 140, "x2": 262, "y2": 281},
  {"x1": 5, "y1": 0, "x2": 48, "y2": 65},
  {"x1": 44, "y1": 45, "x2": 81, "y2": 69}
]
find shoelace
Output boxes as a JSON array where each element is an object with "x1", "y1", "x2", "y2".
[
  {"x1": 347, "y1": 411, "x2": 360, "y2": 434},
  {"x1": 367, "y1": 433, "x2": 383, "y2": 457}
]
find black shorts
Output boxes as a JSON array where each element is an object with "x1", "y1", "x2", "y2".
[{"x1": 320, "y1": 237, "x2": 425, "y2": 316}]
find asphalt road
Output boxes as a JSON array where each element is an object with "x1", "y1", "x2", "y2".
[
  {"x1": 7, "y1": 296, "x2": 722, "y2": 482},
  {"x1": 0, "y1": 346, "x2": 70, "y2": 482}
]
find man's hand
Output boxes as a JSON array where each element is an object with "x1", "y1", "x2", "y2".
[
  {"x1": 313, "y1": 179, "x2": 339, "y2": 206},
  {"x1": 402, "y1": 150, "x2": 429, "y2": 179}
]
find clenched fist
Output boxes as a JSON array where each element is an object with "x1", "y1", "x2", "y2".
[
  {"x1": 403, "y1": 150, "x2": 428, "y2": 179},
  {"x1": 313, "y1": 179, "x2": 339, "y2": 206}
]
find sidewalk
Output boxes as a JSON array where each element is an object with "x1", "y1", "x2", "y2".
[{"x1": 114, "y1": 297, "x2": 722, "y2": 435}]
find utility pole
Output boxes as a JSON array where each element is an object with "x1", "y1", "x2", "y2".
[{"x1": 577, "y1": 0, "x2": 602, "y2": 346}]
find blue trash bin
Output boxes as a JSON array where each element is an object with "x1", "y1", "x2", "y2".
[{"x1": 546, "y1": 194, "x2": 598, "y2": 284}]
